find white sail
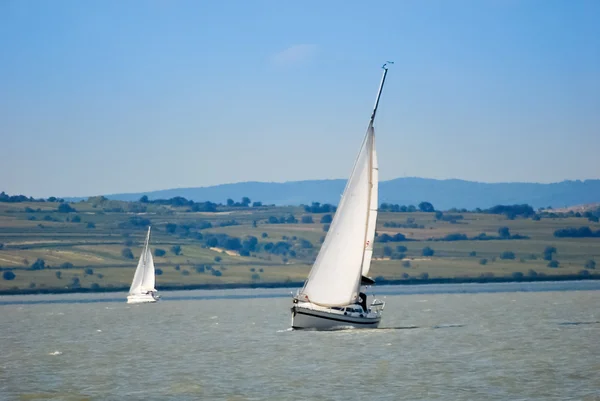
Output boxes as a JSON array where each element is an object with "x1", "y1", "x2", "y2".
[
  {"x1": 141, "y1": 252, "x2": 156, "y2": 292},
  {"x1": 361, "y1": 128, "x2": 378, "y2": 277},
  {"x1": 299, "y1": 124, "x2": 376, "y2": 306},
  {"x1": 128, "y1": 227, "x2": 153, "y2": 295}
]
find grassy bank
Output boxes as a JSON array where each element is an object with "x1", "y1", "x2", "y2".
[{"x1": 0, "y1": 196, "x2": 599, "y2": 293}]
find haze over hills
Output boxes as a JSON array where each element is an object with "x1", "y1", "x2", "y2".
[{"x1": 77, "y1": 177, "x2": 600, "y2": 210}]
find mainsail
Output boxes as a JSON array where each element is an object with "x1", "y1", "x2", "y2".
[
  {"x1": 298, "y1": 66, "x2": 389, "y2": 307},
  {"x1": 129, "y1": 227, "x2": 155, "y2": 295}
]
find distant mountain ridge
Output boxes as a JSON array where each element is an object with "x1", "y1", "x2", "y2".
[{"x1": 72, "y1": 177, "x2": 600, "y2": 210}]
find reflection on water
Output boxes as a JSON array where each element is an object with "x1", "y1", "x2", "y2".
[{"x1": 1, "y1": 281, "x2": 599, "y2": 400}]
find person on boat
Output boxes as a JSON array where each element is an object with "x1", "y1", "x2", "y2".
[{"x1": 358, "y1": 292, "x2": 368, "y2": 312}]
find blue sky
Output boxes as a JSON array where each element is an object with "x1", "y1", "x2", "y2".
[{"x1": 1, "y1": 0, "x2": 599, "y2": 197}]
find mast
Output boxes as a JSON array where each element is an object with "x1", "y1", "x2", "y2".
[
  {"x1": 358, "y1": 62, "x2": 391, "y2": 287},
  {"x1": 141, "y1": 226, "x2": 151, "y2": 285},
  {"x1": 370, "y1": 62, "x2": 393, "y2": 125}
]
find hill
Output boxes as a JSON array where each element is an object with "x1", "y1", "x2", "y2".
[{"x1": 85, "y1": 178, "x2": 600, "y2": 210}]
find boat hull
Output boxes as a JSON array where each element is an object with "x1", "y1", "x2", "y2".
[
  {"x1": 127, "y1": 293, "x2": 159, "y2": 304},
  {"x1": 291, "y1": 305, "x2": 381, "y2": 330}
]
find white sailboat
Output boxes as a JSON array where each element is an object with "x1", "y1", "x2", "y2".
[
  {"x1": 291, "y1": 64, "x2": 391, "y2": 329},
  {"x1": 127, "y1": 226, "x2": 160, "y2": 304}
]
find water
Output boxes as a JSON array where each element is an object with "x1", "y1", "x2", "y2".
[{"x1": 1, "y1": 282, "x2": 599, "y2": 400}]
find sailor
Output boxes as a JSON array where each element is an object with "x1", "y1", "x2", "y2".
[{"x1": 358, "y1": 292, "x2": 367, "y2": 312}]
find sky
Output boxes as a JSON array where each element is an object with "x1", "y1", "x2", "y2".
[{"x1": 1, "y1": 0, "x2": 599, "y2": 198}]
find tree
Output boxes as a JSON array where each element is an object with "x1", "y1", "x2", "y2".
[
  {"x1": 155, "y1": 268, "x2": 163, "y2": 275},
  {"x1": 383, "y1": 246, "x2": 393, "y2": 257},
  {"x1": 55, "y1": 271, "x2": 62, "y2": 279},
  {"x1": 252, "y1": 201, "x2": 262, "y2": 207},
  {"x1": 498, "y1": 227, "x2": 511, "y2": 239},
  {"x1": 479, "y1": 258, "x2": 488, "y2": 265},
  {"x1": 323, "y1": 224, "x2": 330, "y2": 232},
  {"x1": 121, "y1": 248, "x2": 134, "y2": 259},
  {"x1": 543, "y1": 246, "x2": 557, "y2": 261},
  {"x1": 86, "y1": 222, "x2": 96, "y2": 229},
  {"x1": 226, "y1": 198, "x2": 234, "y2": 206},
  {"x1": 241, "y1": 197, "x2": 251, "y2": 207},
  {"x1": 154, "y1": 248, "x2": 166, "y2": 257},
  {"x1": 171, "y1": 245, "x2": 182, "y2": 255},
  {"x1": 512, "y1": 272, "x2": 524, "y2": 279},
  {"x1": 3, "y1": 271, "x2": 15, "y2": 280},
  {"x1": 301, "y1": 215, "x2": 314, "y2": 224},
  {"x1": 396, "y1": 245, "x2": 407, "y2": 253},
  {"x1": 71, "y1": 215, "x2": 81, "y2": 223},
  {"x1": 139, "y1": 195, "x2": 149, "y2": 203},
  {"x1": 320, "y1": 214, "x2": 333, "y2": 224},
  {"x1": 547, "y1": 260, "x2": 560, "y2": 268},
  {"x1": 419, "y1": 272, "x2": 429, "y2": 280},
  {"x1": 418, "y1": 202, "x2": 435, "y2": 213},
  {"x1": 585, "y1": 259, "x2": 596, "y2": 270},
  {"x1": 30, "y1": 258, "x2": 46, "y2": 270},
  {"x1": 0, "y1": 243, "x2": 4, "y2": 250},
  {"x1": 214, "y1": 256, "x2": 222, "y2": 262},
  {"x1": 422, "y1": 247, "x2": 434, "y2": 257},
  {"x1": 166, "y1": 223, "x2": 177, "y2": 234},
  {"x1": 469, "y1": 251, "x2": 477, "y2": 257},
  {"x1": 84, "y1": 268, "x2": 94, "y2": 276},
  {"x1": 261, "y1": 232, "x2": 268, "y2": 238},
  {"x1": 402, "y1": 260, "x2": 411, "y2": 268}
]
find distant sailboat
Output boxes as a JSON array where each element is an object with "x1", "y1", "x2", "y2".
[
  {"x1": 127, "y1": 226, "x2": 160, "y2": 304},
  {"x1": 291, "y1": 64, "x2": 391, "y2": 329}
]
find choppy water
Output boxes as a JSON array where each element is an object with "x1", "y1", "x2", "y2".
[{"x1": 1, "y1": 281, "x2": 599, "y2": 400}]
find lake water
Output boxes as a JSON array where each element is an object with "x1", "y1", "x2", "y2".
[{"x1": 1, "y1": 281, "x2": 599, "y2": 400}]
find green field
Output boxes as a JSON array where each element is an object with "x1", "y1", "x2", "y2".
[{"x1": 0, "y1": 196, "x2": 599, "y2": 293}]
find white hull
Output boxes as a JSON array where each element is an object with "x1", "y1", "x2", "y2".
[
  {"x1": 291, "y1": 303, "x2": 381, "y2": 330},
  {"x1": 127, "y1": 292, "x2": 159, "y2": 304}
]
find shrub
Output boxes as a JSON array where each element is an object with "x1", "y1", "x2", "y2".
[
  {"x1": 498, "y1": 227, "x2": 511, "y2": 238},
  {"x1": 195, "y1": 265, "x2": 206, "y2": 273},
  {"x1": 240, "y1": 249, "x2": 250, "y2": 257},
  {"x1": 71, "y1": 215, "x2": 81, "y2": 223},
  {"x1": 121, "y1": 248, "x2": 134, "y2": 259},
  {"x1": 86, "y1": 222, "x2": 96, "y2": 229},
  {"x1": 547, "y1": 260, "x2": 560, "y2": 268},
  {"x1": 422, "y1": 247, "x2": 434, "y2": 257},
  {"x1": 479, "y1": 258, "x2": 488, "y2": 265},
  {"x1": 402, "y1": 260, "x2": 411, "y2": 268},
  {"x1": 90, "y1": 283, "x2": 100, "y2": 290},
  {"x1": 123, "y1": 239, "x2": 134, "y2": 247},
  {"x1": 3, "y1": 271, "x2": 16, "y2": 280},
  {"x1": 251, "y1": 273, "x2": 261, "y2": 280},
  {"x1": 165, "y1": 223, "x2": 177, "y2": 234},
  {"x1": 96, "y1": 273, "x2": 104, "y2": 279},
  {"x1": 469, "y1": 251, "x2": 477, "y2": 257},
  {"x1": 401, "y1": 273, "x2": 410, "y2": 279},
  {"x1": 419, "y1": 272, "x2": 429, "y2": 280},
  {"x1": 301, "y1": 215, "x2": 314, "y2": 224},
  {"x1": 499, "y1": 251, "x2": 515, "y2": 260},
  {"x1": 174, "y1": 265, "x2": 181, "y2": 271},
  {"x1": 211, "y1": 269, "x2": 222, "y2": 277},
  {"x1": 84, "y1": 268, "x2": 94, "y2": 276},
  {"x1": 323, "y1": 224, "x2": 330, "y2": 232},
  {"x1": 55, "y1": 271, "x2": 62, "y2": 279},
  {"x1": 396, "y1": 245, "x2": 407, "y2": 253},
  {"x1": 584, "y1": 260, "x2": 596, "y2": 270},
  {"x1": 259, "y1": 268, "x2": 264, "y2": 272},
  {"x1": 170, "y1": 245, "x2": 182, "y2": 255},
  {"x1": 154, "y1": 248, "x2": 166, "y2": 257},
  {"x1": 181, "y1": 270, "x2": 190, "y2": 276},
  {"x1": 512, "y1": 272, "x2": 524, "y2": 280},
  {"x1": 579, "y1": 269, "x2": 590, "y2": 276},
  {"x1": 214, "y1": 256, "x2": 222, "y2": 262},
  {"x1": 57, "y1": 203, "x2": 76, "y2": 213},
  {"x1": 391, "y1": 253, "x2": 405, "y2": 260},
  {"x1": 261, "y1": 232, "x2": 268, "y2": 238},
  {"x1": 155, "y1": 268, "x2": 163, "y2": 275}
]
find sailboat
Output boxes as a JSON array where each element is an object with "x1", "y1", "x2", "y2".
[
  {"x1": 291, "y1": 64, "x2": 391, "y2": 329},
  {"x1": 127, "y1": 226, "x2": 160, "y2": 304}
]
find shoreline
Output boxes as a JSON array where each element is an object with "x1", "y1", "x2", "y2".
[{"x1": 1, "y1": 273, "x2": 599, "y2": 296}]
